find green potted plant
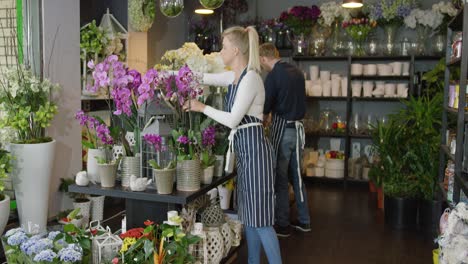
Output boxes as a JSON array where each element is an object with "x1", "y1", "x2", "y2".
[
  {"x1": 59, "y1": 178, "x2": 91, "y2": 226},
  {"x1": 0, "y1": 58, "x2": 59, "y2": 233},
  {"x1": 0, "y1": 149, "x2": 12, "y2": 235}
]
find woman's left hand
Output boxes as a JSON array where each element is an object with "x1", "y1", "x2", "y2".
[{"x1": 183, "y1": 99, "x2": 206, "y2": 113}]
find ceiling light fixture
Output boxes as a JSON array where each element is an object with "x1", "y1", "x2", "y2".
[
  {"x1": 195, "y1": 8, "x2": 214, "y2": 15},
  {"x1": 342, "y1": 0, "x2": 363, "y2": 8}
]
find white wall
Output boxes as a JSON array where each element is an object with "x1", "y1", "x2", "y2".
[{"x1": 42, "y1": 0, "x2": 81, "y2": 216}]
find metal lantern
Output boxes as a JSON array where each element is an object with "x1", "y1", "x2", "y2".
[
  {"x1": 92, "y1": 227, "x2": 122, "y2": 264},
  {"x1": 189, "y1": 223, "x2": 207, "y2": 264},
  {"x1": 139, "y1": 99, "x2": 176, "y2": 180}
]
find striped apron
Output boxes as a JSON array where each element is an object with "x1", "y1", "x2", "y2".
[
  {"x1": 269, "y1": 114, "x2": 306, "y2": 202},
  {"x1": 224, "y1": 69, "x2": 275, "y2": 227}
]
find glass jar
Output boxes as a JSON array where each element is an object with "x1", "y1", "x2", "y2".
[
  {"x1": 452, "y1": 32, "x2": 463, "y2": 59},
  {"x1": 319, "y1": 109, "x2": 336, "y2": 134},
  {"x1": 366, "y1": 34, "x2": 380, "y2": 56},
  {"x1": 334, "y1": 115, "x2": 346, "y2": 135},
  {"x1": 400, "y1": 37, "x2": 411, "y2": 56}
]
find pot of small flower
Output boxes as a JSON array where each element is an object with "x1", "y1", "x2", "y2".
[
  {"x1": 96, "y1": 156, "x2": 119, "y2": 188},
  {"x1": 218, "y1": 179, "x2": 235, "y2": 210},
  {"x1": 0, "y1": 149, "x2": 12, "y2": 236},
  {"x1": 173, "y1": 129, "x2": 202, "y2": 192},
  {"x1": 0, "y1": 63, "x2": 59, "y2": 234},
  {"x1": 200, "y1": 126, "x2": 217, "y2": 185},
  {"x1": 342, "y1": 17, "x2": 377, "y2": 56},
  {"x1": 144, "y1": 134, "x2": 176, "y2": 194}
]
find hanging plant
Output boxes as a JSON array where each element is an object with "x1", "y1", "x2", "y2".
[
  {"x1": 200, "y1": 0, "x2": 225, "y2": 9},
  {"x1": 129, "y1": 0, "x2": 156, "y2": 32},
  {"x1": 160, "y1": 0, "x2": 184, "y2": 18}
]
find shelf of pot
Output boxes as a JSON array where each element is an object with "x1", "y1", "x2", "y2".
[{"x1": 69, "y1": 172, "x2": 236, "y2": 205}]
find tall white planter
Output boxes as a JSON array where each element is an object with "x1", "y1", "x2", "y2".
[
  {"x1": 218, "y1": 186, "x2": 232, "y2": 210},
  {"x1": 10, "y1": 140, "x2": 56, "y2": 233},
  {"x1": 0, "y1": 195, "x2": 10, "y2": 236},
  {"x1": 87, "y1": 148, "x2": 106, "y2": 183}
]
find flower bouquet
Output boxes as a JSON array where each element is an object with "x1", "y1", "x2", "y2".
[
  {"x1": 2, "y1": 225, "x2": 91, "y2": 264},
  {"x1": 432, "y1": 1, "x2": 458, "y2": 34},
  {"x1": 319, "y1": 1, "x2": 351, "y2": 27},
  {"x1": 279, "y1": 5, "x2": 321, "y2": 36},
  {"x1": 404, "y1": 8, "x2": 444, "y2": 55},
  {"x1": 342, "y1": 17, "x2": 377, "y2": 56}
]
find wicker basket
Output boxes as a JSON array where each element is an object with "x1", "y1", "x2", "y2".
[{"x1": 176, "y1": 160, "x2": 201, "y2": 191}]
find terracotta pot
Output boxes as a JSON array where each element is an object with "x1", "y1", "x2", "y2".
[{"x1": 369, "y1": 181, "x2": 377, "y2": 193}]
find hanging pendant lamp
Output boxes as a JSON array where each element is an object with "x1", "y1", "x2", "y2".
[{"x1": 342, "y1": 0, "x2": 363, "y2": 8}]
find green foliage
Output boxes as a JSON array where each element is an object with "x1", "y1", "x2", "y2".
[
  {"x1": 200, "y1": 150, "x2": 216, "y2": 169},
  {"x1": 148, "y1": 159, "x2": 176, "y2": 170},
  {"x1": 0, "y1": 149, "x2": 11, "y2": 196},
  {"x1": 80, "y1": 20, "x2": 108, "y2": 61},
  {"x1": 161, "y1": 224, "x2": 201, "y2": 264},
  {"x1": 160, "y1": 2, "x2": 183, "y2": 17},
  {"x1": 0, "y1": 65, "x2": 59, "y2": 143},
  {"x1": 370, "y1": 94, "x2": 443, "y2": 200},
  {"x1": 59, "y1": 178, "x2": 87, "y2": 201}
]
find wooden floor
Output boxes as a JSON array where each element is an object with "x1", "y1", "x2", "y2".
[{"x1": 236, "y1": 181, "x2": 436, "y2": 264}]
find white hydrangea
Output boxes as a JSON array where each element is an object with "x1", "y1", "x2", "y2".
[
  {"x1": 404, "y1": 8, "x2": 443, "y2": 29},
  {"x1": 204, "y1": 52, "x2": 226, "y2": 73},
  {"x1": 432, "y1": 1, "x2": 458, "y2": 17},
  {"x1": 319, "y1": 1, "x2": 351, "y2": 27}
]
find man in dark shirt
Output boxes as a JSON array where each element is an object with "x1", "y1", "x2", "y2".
[{"x1": 259, "y1": 43, "x2": 310, "y2": 237}]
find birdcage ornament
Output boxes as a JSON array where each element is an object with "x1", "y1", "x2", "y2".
[
  {"x1": 189, "y1": 222, "x2": 208, "y2": 264},
  {"x1": 201, "y1": 197, "x2": 226, "y2": 228},
  {"x1": 92, "y1": 226, "x2": 122, "y2": 264}
]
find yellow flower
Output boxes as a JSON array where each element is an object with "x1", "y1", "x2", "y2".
[{"x1": 120, "y1": 237, "x2": 137, "y2": 253}]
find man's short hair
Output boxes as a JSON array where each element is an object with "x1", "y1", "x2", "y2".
[{"x1": 259, "y1": 43, "x2": 280, "y2": 59}]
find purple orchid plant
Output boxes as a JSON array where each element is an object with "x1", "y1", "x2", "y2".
[
  {"x1": 279, "y1": 5, "x2": 321, "y2": 36},
  {"x1": 143, "y1": 134, "x2": 176, "y2": 170},
  {"x1": 200, "y1": 126, "x2": 217, "y2": 168},
  {"x1": 75, "y1": 110, "x2": 113, "y2": 150}
]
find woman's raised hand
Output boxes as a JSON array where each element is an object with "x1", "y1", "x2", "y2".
[{"x1": 183, "y1": 99, "x2": 206, "y2": 113}]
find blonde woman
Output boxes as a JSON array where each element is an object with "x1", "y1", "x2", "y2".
[{"x1": 184, "y1": 26, "x2": 282, "y2": 264}]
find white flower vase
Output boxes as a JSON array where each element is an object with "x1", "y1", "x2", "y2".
[
  {"x1": 88, "y1": 195, "x2": 105, "y2": 222},
  {"x1": 0, "y1": 195, "x2": 10, "y2": 236},
  {"x1": 202, "y1": 166, "x2": 215, "y2": 185},
  {"x1": 204, "y1": 226, "x2": 224, "y2": 264},
  {"x1": 73, "y1": 198, "x2": 91, "y2": 227},
  {"x1": 218, "y1": 186, "x2": 232, "y2": 210},
  {"x1": 214, "y1": 155, "x2": 224, "y2": 177},
  {"x1": 87, "y1": 148, "x2": 106, "y2": 183},
  {"x1": 10, "y1": 140, "x2": 56, "y2": 233}
]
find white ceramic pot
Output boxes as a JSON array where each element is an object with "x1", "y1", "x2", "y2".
[
  {"x1": 305, "y1": 80, "x2": 313, "y2": 96},
  {"x1": 391, "y1": 62, "x2": 402, "y2": 76},
  {"x1": 98, "y1": 163, "x2": 117, "y2": 188},
  {"x1": 363, "y1": 81, "x2": 374, "y2": 97},
  {"x1": 351, "y1": 64, "x2": 363, "y2": 75},
  {"x1": 311, "y1": 80, "x2": 322, "y2": 96},
  {"x1": 363, "y1": 64, "x2": 377, "y2": 76},
  {"x1": 10, "y1": 140, "x2": 56, "y2": 233},
  {"x1": 322, "y1": 80, "x2": 331, "y2": 96},
  {"x1": 0, "y1": 195, "x2": 10, "y2": 236},
  {"x1": 341, "y1": 77, "x2": 348, "y2": 97},
  {"x1": 218, "y1": 186, "x2": 233, "y2": 210},
  {"x1": 402, "y1": 62, "x2": 410, "y2": 76},
  {"x1": 87, "y1": 148, "x2": 106, "y2": 183},
  {"x1": 153, "y1": 168, "x2": 175, "y2": 194},
  {"x1": 331, "y1": 73, "x2": 341, "y2": 80},
  {"x1": 121, "y1": 156, "x2": 141, "y2": 187},
  {"x1": 331, "y1": 79, "x2": 341, "y2": 97},
  {"x1": 214, "y1": 155, "x2": 225, "y2": 177},
  {"x1": 202, "y1": 166, "x2": 215, "y2": 185},
  {"x1": 351, "y1": 81, "x2": 362, "y2": 97},
  {"x1": 378, "y1": 64, "x2": 392, "y2": 76},
  {"x1": 397, "y1": 83, "x2": 409, "y2": 97},
  {"x1": 320, "y1": 70, "x2": 331, "y2": 81},
  {"x1": 309, "y1": 65, "x2": 319, "y2": 81},
  {"x1": 384, "y1": 83, "x2": 396, "y2": 97}
]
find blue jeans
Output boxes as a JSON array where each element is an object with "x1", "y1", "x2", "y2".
[
  {"x1": 275, "y1": 127, "x2": 310, "y2": 227},
  {"x1": 245, "y1": 226, "x2": 282, "y2": 264}
]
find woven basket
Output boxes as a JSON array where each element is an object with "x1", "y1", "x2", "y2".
[{"x1": 176, "y1": 160, "x2": 201, "y2": 191}]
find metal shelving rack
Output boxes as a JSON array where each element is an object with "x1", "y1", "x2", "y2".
[
  {"x1": 292, "y1": 55, "x2": 441, "y2": 186},
  {"x1": 439, "y1": 7, "x2": 468, "y2": 205}
]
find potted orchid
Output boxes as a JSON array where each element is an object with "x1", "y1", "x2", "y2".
[
  {"x1": 366, "y1": 0, "x2": 417, "y2": 55},
  {"x1": 75, "y1": 110, "x2": 114, "y2": 184},
  {"x1": 144, "y1": 133, "x2": 176, "y2": 194},
  {"x1": 200, "y1": 126, "x2": 217, "y2": 184}
]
